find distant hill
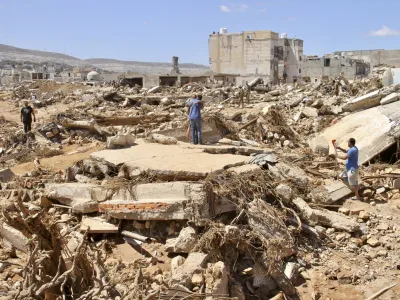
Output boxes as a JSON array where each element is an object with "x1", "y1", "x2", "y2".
[
  {"x1": 0, "y1": 44, "x2": 86, "y2": 66},
  {"x1": 0, "y1": 44, "x2": 209, "y2": 75}
]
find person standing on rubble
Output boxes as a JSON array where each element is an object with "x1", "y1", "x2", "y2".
[
  {"x1": 238, "y1": 86, "x2": 245, "y2": 108},
  {"x1": 245, "y1": 82, "x2": 251, "y2": 104},
  {"x1": 20, "y1": 101, "x2": 36, "y2": 133},
  {"x1": 187, "y1": 95, "x2": 203, "y2": 145},
  {"x1": 335, "y1": 138, "x2": 361, "y2": 200}
]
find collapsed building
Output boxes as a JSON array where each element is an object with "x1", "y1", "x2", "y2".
[{"x1": 0, "y1": 62, "x2": 400, "y2": 299}]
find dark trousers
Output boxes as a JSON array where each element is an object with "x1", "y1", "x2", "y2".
[{"x1": 23, "y1": 121, "x2": 32, "y2": 133}]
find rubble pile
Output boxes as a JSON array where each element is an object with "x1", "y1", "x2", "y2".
[{"x1": 0, "y1": 69, "x2": 400, "y2": 299}]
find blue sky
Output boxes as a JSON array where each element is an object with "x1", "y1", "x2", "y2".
[{"x1": 0, "y1": 0, "x2": 399, "y2": 65}]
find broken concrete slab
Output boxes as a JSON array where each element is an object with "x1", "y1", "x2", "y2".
[
  {"x1": 318, "y1": 101, "x2": 400, "y2": 164},
  {"x1": 80, "y1": 217, "x2": 119, "y2": 233},
  {"x1": 268, "y1": 162, "x2": 309, "y2": 186},
  {"x1": 343, "y1": 90, "x2": 383, "y2": 112},
  {"x1": 293, "y1": 197, "x2": 359, "y2": 232},
  {"x1": 309, "y1": 181, "x2": 352, "y2": 204},
  {"x1": 44, "y1": 183, "x2": 134, "y2": 213},
  {"x1": 171, "y1": 252, "x2": 208, "y2": 287},
  {"x1": 165, "y1": 226, "x2": 197, "y2": 253},
  {"x1": 0, "y1": 168, "x2": 15, "y2": 182},
  {"x1": 99, "y1": 181, "x2": 234, "y2": 224},
  {"x1": 381, "y1": 92, "x2": 399, "y2": 105},
  {"x1": 91, "y1": 142, "x2": 248, "y2": 180},
  {"x1": 0, "y1": 223, "x2": 29, "y2": 253}
]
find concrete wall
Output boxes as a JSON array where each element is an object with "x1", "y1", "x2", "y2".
[{"x1": 333, "y1": 49, "x2": 400, "y2": 68}]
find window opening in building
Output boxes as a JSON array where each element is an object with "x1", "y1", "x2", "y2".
[
  {"x1": 299, "y1": 68, "x2": 301, "y2": 73},
  {"x1": 324, "y1": 58, "x2": 330, "y2": 67}
]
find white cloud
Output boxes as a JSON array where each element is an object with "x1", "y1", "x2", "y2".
[
  {"x1": 369, "y1": 25, "x2": 400, "y2": 37},
  {"x1": 220, "y1": 3, "x2": 248, "y2": 13},
  {"x1": 220, "y1": 5, "x2": 231, "y2": 12}
]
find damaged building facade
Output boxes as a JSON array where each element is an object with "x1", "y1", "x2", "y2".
[{"x1": 209, "y1": 29, "x2": 303, "y2": 85}]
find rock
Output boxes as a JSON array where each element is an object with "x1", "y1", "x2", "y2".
[
  {"x1": 218, "y1": 138, "x2": 241, "y2": 146},
  {"x1": 380, "y1": 92, "x2": 399, "y2": 105},
  {"x1": 276, "y1": 184, "x2": 293, "y2": 202},
  {"x1": 191, "y1": 273, "x2": 204, "y2": 286},
  {"x1": 171, "y1": 256, "x2": 185, "y2": 273},
  {"x1": 67, "y1": 231, "x2": 84, "y2": 253},
  {"x1": 171, "y1": 252, "x2": 208, "y2": 287},
  {"x1": 46, "y1": 131, "x2": 55, "y2": 138},
  {"x1": 249, "y1": 153, "x2": 278, "y2": 167},
  {"x1": 376, "y1": 223, "x2": 389, "y2": 231},
  {"x1": 205, "y1": 261, "x2": 229, "y2": 297},
  {"x1": 359, "y1": 211, "x2": 369, "y2": 221},
  {"x1": 293, "y1": 197, "x2": 360, "y2": 232},
  {"x1": 224, "y1": 225, "x2": 240, "y2": 240},
  {"x1": 147, "y1": 133, "x2": 178, "y2": 145},
  {"x1": 165, "y1": 227, "x2": 197, "y2": 253},
  {"x1": 0, "y1": 223, "x2": 29, "y2": 253},
  {"x1": 308, "y1": 136, "x2": 330, "y2": 156},
  {"x1": 377, "y1": 249, "x2": 388, "y2": 257},
  {"x1": 363, "y1": 189, "x2": 373, "y2": 198},
  {"x1": 106, "y1": 134, "x2": 136, "y2": 149},
  {"x1": 302, "y1": 107, "x2": 318, "y2": 118},
  {"x1": 338, "y1": 207, "x2": 350, "y2": 215},
  {"x1": 161, "y1": 97, "x2": 174, "y2": 106},
  {"x1": 337, "y1": 270, "x2": 353, "y2": 284},
  {"x1": 367, "y1": 237, "x2": 380, "y2": 247},
  {"x1": 284, "y1": 262, "x2": 300, "y2": 283},
  {"x1": 376, "y1": 187, "x2": 386, "y2": 194},
  {"x1": 0, "y1": 168, "x2": 15, "y2": 183}
]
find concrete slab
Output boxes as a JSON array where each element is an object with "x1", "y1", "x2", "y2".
[
  {"x1": 91, "y1": 142, "x2": 249, "y2": 180},
  {"x1": 80, "y1": 217, "x2": 119, "y2": 233},
  {"x1": 381, "y1": 92, "x2": 399, "y2": 105},
  {"x1": 99, "y1": 182, "x2": 235, "y2": 224},
  {"x1": 318, "y1": 101, "x2": 400, "y2": 164},
  {"x1": 309, "y1": 181, "x2": 352, "y2": 204},
  {"x1": 44, "y1": 183, "x2": 134, "y2": 213},
  {"x1": 343, "y1": 90, "x2": 382, "y2": 112},
  {"x1": 228, "y1": 164, "x2": 261, "y2": 175}
]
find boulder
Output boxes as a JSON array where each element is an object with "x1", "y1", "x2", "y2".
[
  {"x1": 276, "y1": 184, "x2": 293, "y2": 202},
  {"x1": 171, "y1": 256, "x2": 185, "y2": 273},
  {"x1": 106, "y1": 134, "x2": 136, "y2": 149},
  {"x1": 165, "y1": 227, "x2": 197, "y2": 253},
  {"x1": 161, "y1": 97, "x2": 174, "y2": 106}
]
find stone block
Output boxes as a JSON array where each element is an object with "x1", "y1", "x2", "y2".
[
  {"x1": 106, "y1": 134, "x2": 136, "y2": 149},
  {"x1": 165, "y1": 227, "x2": 197, "y2": 253},
  {"x1": 80, "y1": 217, "x2": 118, "y2": 233},
  {"x1": 0, "y1": 223, "x2": 29, "y2": 253},
  {"x1": 276, "y1": 184, "x2": 293, "y2": 202},
  {"x1": 343, "y1": 90, "x2": 383, "y2": 112},
  {"x1": 302, "y1": 107, "x2": 318, "y2": 118}
]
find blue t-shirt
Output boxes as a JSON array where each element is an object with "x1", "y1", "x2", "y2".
[
  {"x1": 187, "y1": 99, "x2": 202, "y2": 120},
  {"x1": 346, "y1": 146, "x2": 359, "y2": 170}
]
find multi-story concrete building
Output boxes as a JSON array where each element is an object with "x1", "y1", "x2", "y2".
[
  {"x1": 209, "y1": 29, "x2": 303, "y2": 84},
  {"x1": 301, "y1": 54, "x2": 369, "y2": 83}
]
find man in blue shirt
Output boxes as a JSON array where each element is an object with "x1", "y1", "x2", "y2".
[
  {"x1": 187, "y1": 95, "x2": 203, "y2": 145},
  {"x1": 335, "y1": 138, "x2": 361, "y2": 200}
]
